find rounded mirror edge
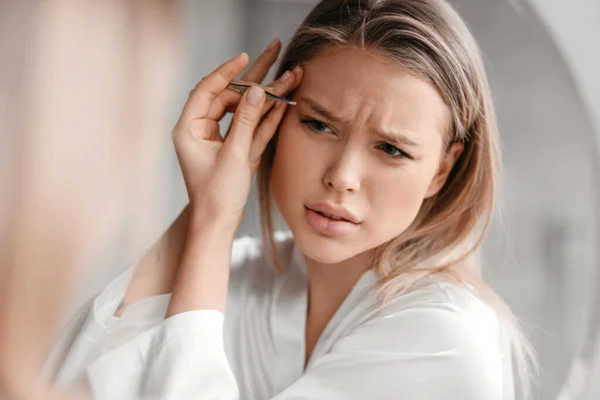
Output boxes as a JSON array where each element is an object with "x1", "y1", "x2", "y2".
[{"x1": 521, "y1": 2, "x2": 600, "y2": 398}]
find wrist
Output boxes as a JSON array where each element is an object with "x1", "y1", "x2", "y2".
[
  {"x1": 166, "y1": 209, "x2": 238, "y2": 316},
  {"x1": 189, "y1": 204, "x2": 242, "y2": 236}
]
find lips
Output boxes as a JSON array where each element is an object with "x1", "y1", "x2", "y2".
[
  {"x1": 304, "y1": 207, "x2": 361, "y2": 237},
  {"x1": 304, "y1": 202, "x2": 360, "y2": 224},
  {"x1": 314, "y1": 210, "x2": 347, "y2": 221}
]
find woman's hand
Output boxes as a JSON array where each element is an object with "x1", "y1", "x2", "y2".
[
  {"x1": 166, "y1": 41, "x2": 304, "y2": 315},
  {"x1": 112, "y1": 41, "x2": 302, "y2": 318},
  {"x1": 172, "y1": 43, "x2": 302, "y2": 228}
]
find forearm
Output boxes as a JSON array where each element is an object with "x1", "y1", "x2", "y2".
[
  {"x1": 115, "y1": 205, "x2": 191, "y2": 317},
  {"x1": 165, "y1": 210, "x2": 238, "y2": 316}
]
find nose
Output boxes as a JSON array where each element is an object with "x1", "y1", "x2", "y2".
[{"x1": 322, "y1": 148, "x2": 362, "y2": 193}]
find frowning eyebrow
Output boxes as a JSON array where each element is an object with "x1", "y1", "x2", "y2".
[
  {"x1": 297, "y1": 96, "x2": 421, "y2": 148},
  {"x1": 372, "y1": 127, "x2": 420, "y2": 147},
  {"x1": 298, "y1": 96, "x2": 348, "y2": 125}
]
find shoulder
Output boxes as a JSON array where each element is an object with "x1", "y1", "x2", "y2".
[
  {"x1": 333, "y1": 280, "x2": 507, "y2": 397},
  {"x1": 344, "y1": 279, "x2": 504, "y2": 344}
]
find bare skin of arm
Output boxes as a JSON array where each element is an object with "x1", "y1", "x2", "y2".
[
  {"x1": 114, "y1": 205, "x2": 191, "y2": 317},
  {"x1": 113, "y1": 38, "x2": 294, "y2": 317}
]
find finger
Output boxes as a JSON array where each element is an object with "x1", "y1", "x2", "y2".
[
  {"x1": 241, "y1": 39, "x2": 281, "y2": 83},
  {"x1": 205, "y1": 80, "x2": 278, "y2": 121},
  {"x1": 207, "y1": 65, "x2": 302, "y2": 122},
  {"x1": 205, "y1": 76, "x2": 277, "y2": 121},
  {"x1": 180, "y1": 53, "x2": 249, "y2": 122},
  {"x1": 253, "y1": 67, "x2": 301, "y2": 118},
  {"x1": 262, "y1": 70, "x2": 294, "y2": 106},
  {"x1": 187, "y1": 118, "x2": 224, "y2": 143},
  {"x1": 249, "y1": 102, "x2": 288, "y2": 170},
  {"x1": 223, "y1": 86, "x2": 266, "y2": 156},
  {"x1": 207, "y1": 89, "x2": 242, "y2": 120},
  {"x1": 209, "y1": 68, "x2": 297, "y2": 121},
  {"x1": 258, "y1": 65, "x2": 304, "y2": 114},
  {"x1": 289, "y1": 64, "x2": 304, "y2": 92}
]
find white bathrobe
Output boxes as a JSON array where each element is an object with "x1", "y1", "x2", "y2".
[{"x1": 49, "y1": 233, "x2": 514, "y2": 399}]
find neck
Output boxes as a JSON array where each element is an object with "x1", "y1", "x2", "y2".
[
  {"x1": 304, "y1": 249, "x2": 373, "y2": 314},
  {"x1": 302, "y1": 249, "x2": 373, "y2": 366}
]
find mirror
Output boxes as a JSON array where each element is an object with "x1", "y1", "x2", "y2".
[
  {"x1": 453, "y1": 0, "x2": 598, "y2": 399},
  {"x1": 215, "y1": 0, "x2": 597, "y2": 398},
  {"x1": 69, "y1": 1, "x2": 597, "y2": 398},
  {"x1": 451, "y1": 1, "x2": 599, "y2": 399}
]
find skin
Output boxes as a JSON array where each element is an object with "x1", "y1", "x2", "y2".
[
  {"x1": 114, "y1": 42, "x2": 463, "y2": 371},
  {"x1": 271, "y1": 47, "x2": 463, "y2": 363},
  {"x1": 114, "y1": 40, "x2": 301, "y2": 314}
]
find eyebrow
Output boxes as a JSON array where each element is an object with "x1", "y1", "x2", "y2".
[
  {"x1": 298, "y1": 95, "x2": 421, "y2": 148},
  {"x1": 298, "y1": 96, "x2": 347, "y2": 125},
  {"x1": 373, "y1": 127, "x2": 420, "y2": 147}
]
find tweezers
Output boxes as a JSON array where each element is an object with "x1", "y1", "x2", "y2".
[{"x1": 228, "y1": 82, "x2": 296, "y2": 105}]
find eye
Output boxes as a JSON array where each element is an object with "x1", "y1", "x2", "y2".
[
  {"x1": 301, "y1": 119, "x2": 333, "y2": 133},
  {"x1": 378, "y1": 142, "x2": 413, "y2": 160}
]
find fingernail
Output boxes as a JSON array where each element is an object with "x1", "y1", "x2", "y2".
[
  {"x1": 247, "y1": 86, "x2": 265, "y2": 105},
  {"x1": 268, "y1": 39, "x2": 279, "y2": 50},
  {"x1": 278, "y1": 71, "x2": 291, "y2": 82},
  {"x1": 292, "y1": 65, "x2": 302, "y2": 74}
]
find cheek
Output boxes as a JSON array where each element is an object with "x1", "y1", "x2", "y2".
[
  {"x1": 271, "y1": 116, "x2": 314, "y2": 206},
  {"x1": 272, "y1": 115, "x2": 324, "y2": 179},
  {"x1": 365, "y1": 168, "x2": 435, "y2": 236}
]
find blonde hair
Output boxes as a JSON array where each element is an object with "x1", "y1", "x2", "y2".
[{"x1": 257, "y1": 0, "x2": 537, "y2": 397}]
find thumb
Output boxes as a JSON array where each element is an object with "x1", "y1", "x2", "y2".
[{"x1": 223, "y1": 85, "x2": 265, "y2": 157}]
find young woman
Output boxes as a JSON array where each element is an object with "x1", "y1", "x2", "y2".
[{"x1": 53, "y1": 0, "x2": 536, "y2": 399}]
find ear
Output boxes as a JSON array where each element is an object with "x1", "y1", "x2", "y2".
[{"x1": 425, "y1": 141, "x2": 464, "y2": 198}]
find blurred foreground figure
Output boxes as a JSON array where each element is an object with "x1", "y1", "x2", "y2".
[{"x1": 0, "y1": 1, "x2": 181, "y2": 398}]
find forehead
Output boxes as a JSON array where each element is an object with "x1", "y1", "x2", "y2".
[{"x1": 296, "y1": 47, "x2": 449, "y2": 140}]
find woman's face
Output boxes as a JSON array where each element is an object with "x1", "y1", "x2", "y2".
[{"x1": 271, "y1": 47, "x2": 461, "y2": 264}]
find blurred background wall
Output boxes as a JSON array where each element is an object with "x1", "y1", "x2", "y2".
[{"x1": 68, "y1": 1, "x2": 600, "y2": 398}]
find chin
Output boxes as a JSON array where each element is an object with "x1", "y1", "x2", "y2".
[
  {"x1": 287, "y1": 219, "x2": 364, "y2": 265},
  {"x1": 293, "y1": 235, "x2": 355, "y2": 264}
]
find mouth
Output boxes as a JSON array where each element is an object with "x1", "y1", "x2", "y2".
[
  {"x1": 304, "y1": 202, "x2": 360, "y2": 224},
  {"x1": 309, "y1": 208, "x2": 352, "y2": 222},
  {"x1": 303, "y1": 204, "x2": 361, "y2": 237}
]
